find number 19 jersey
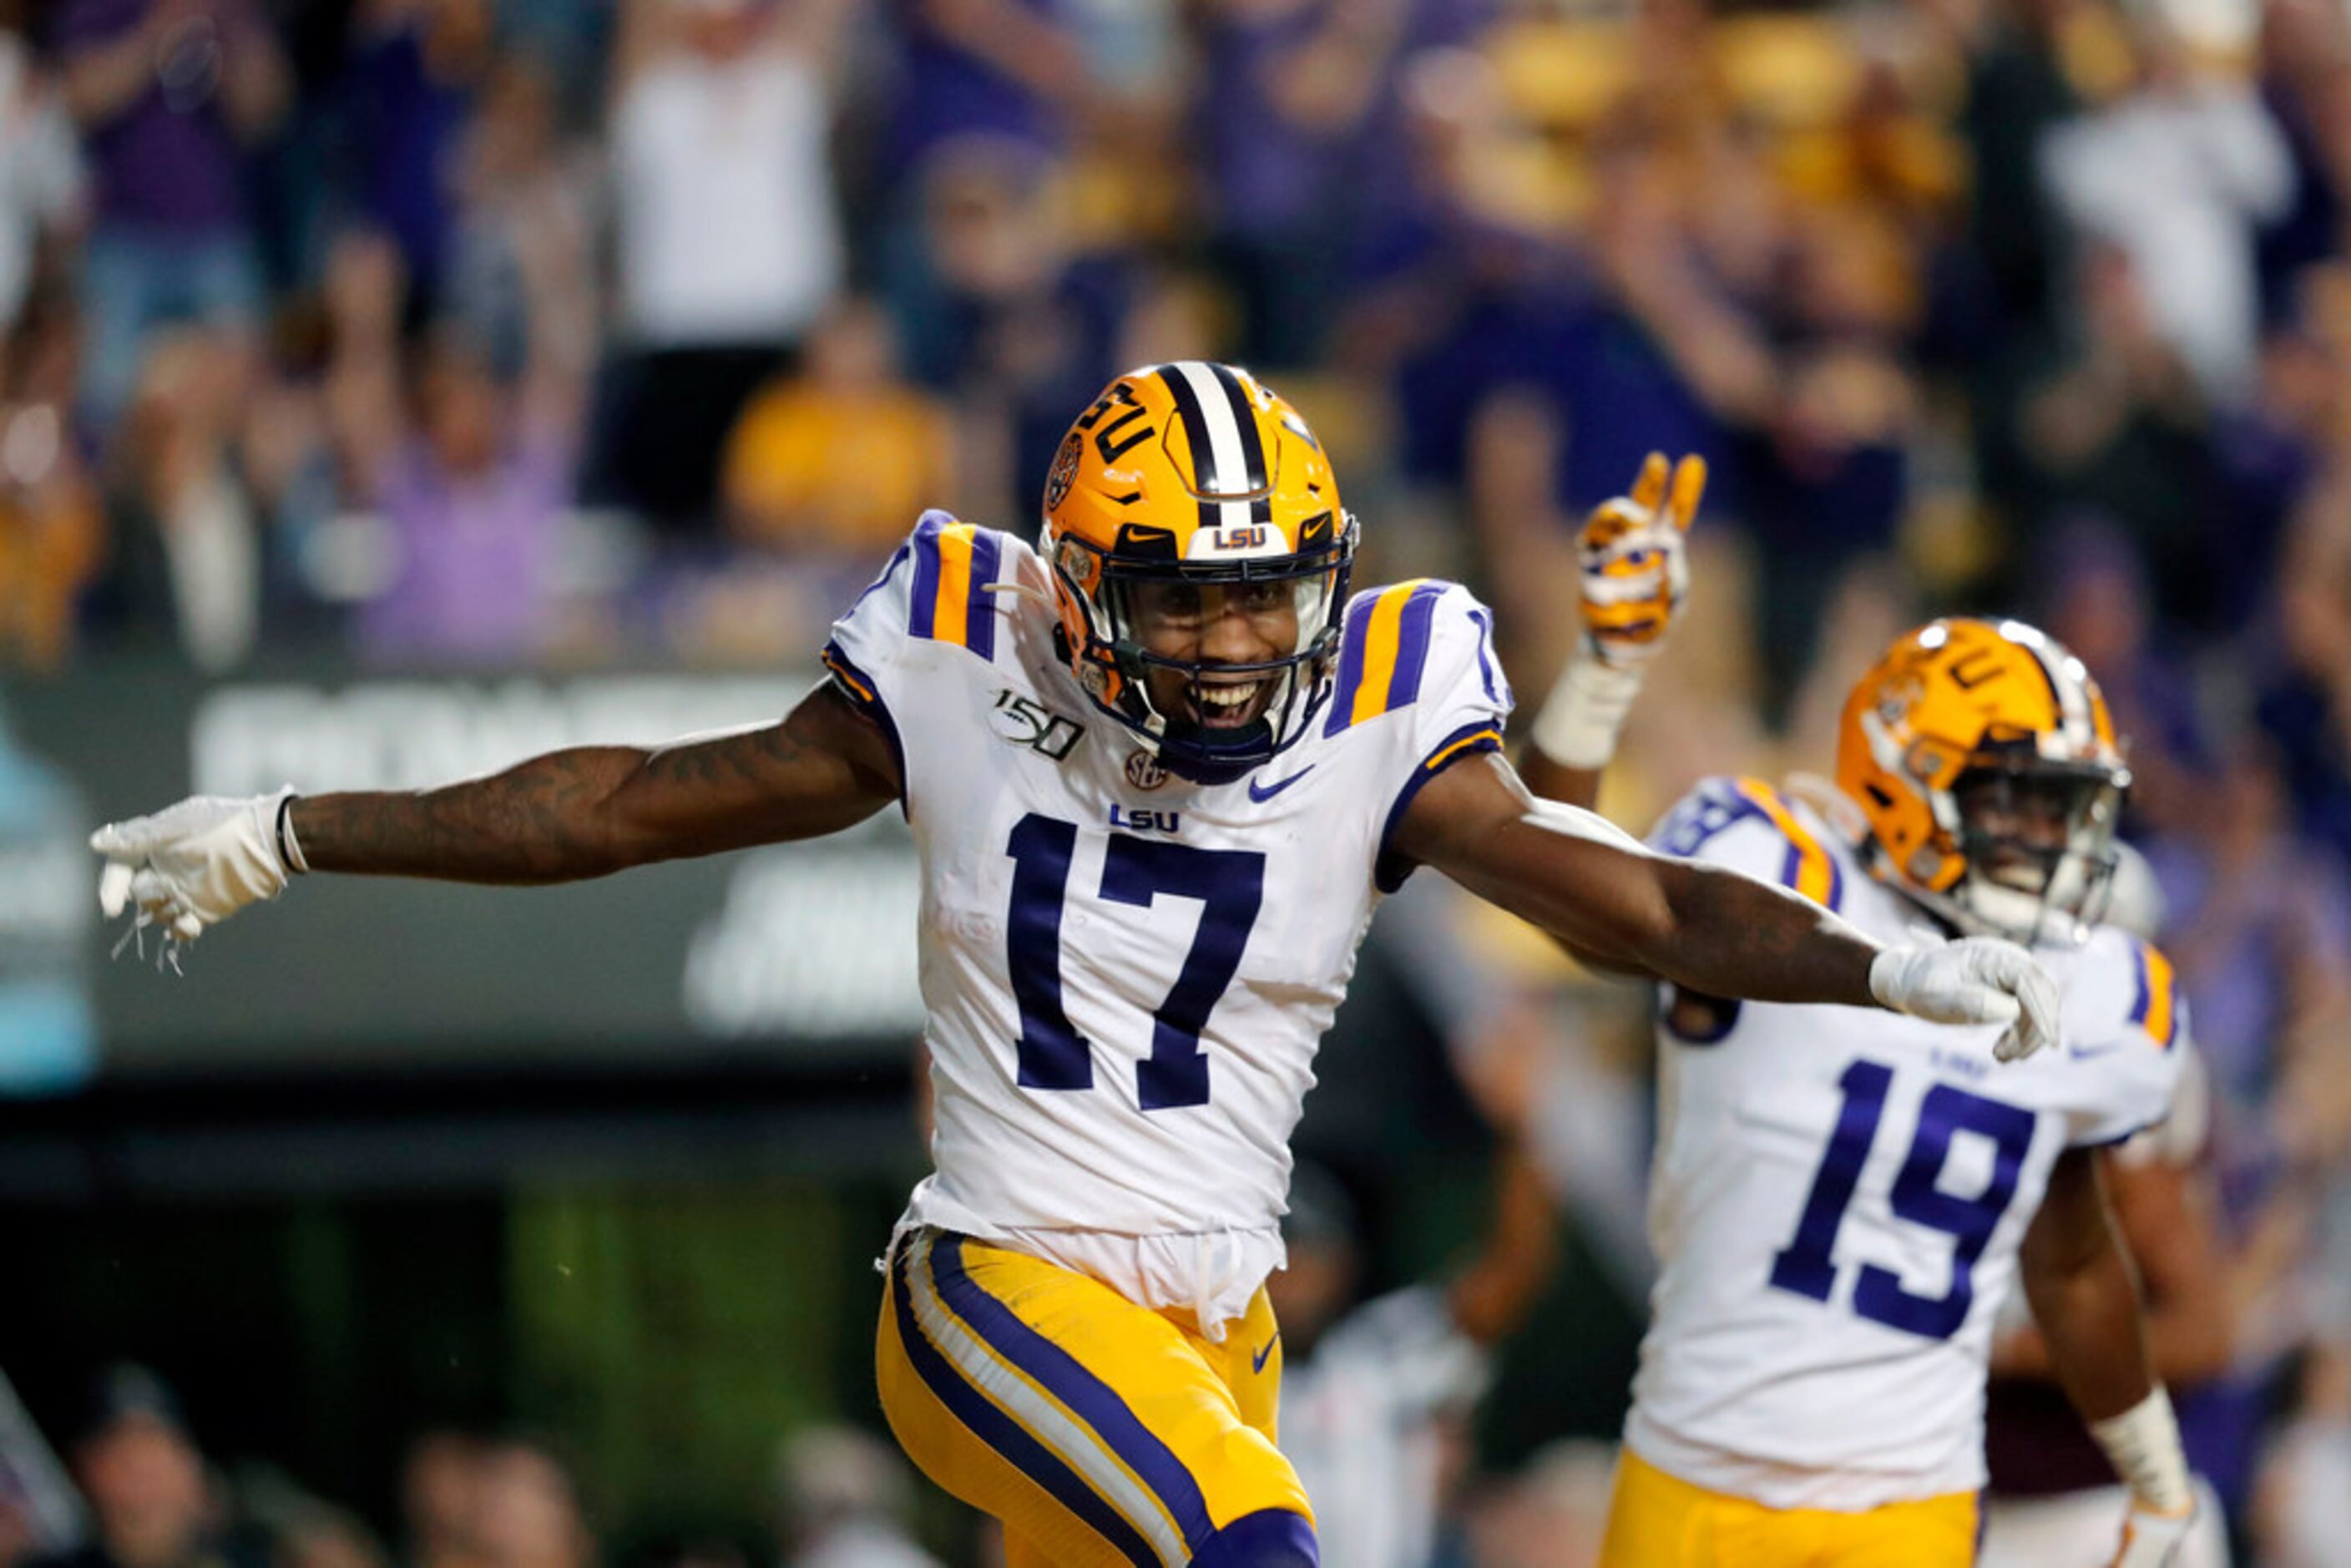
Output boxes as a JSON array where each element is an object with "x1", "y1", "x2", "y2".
[
  {"x1": 823, "y1": 512, "x2": 1511, "y2": 1328},
  {"x1": 1628, "y1": 777, "x2": 2187, "y2": 1510}
]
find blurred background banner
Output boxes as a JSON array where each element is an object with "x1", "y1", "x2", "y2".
[{"x1": 5, "y1": 662, "x2": 923, "y2": 1079}]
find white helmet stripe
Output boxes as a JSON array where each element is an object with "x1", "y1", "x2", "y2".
[
  {"x1": 2020, "y1": 638, "x2": 2095, "y2": 751},
  {"x1": 1166, "y1": 360, "x2": 1259, "y2": 534}
]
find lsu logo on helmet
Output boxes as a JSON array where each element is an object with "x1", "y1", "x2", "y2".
[
  {"x1": 1039, "y1": 362, "x2": 1356, "y2": 781},
  {"x1": 1837, "y1": 618, "x2": 2130, "y2": 945}
]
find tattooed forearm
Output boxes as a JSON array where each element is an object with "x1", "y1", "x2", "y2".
[
  {"x1": 286, "y1": 685, "x2": 902, "y2": 883},
  {"x1": 292, "y1": 746, "x2": 649, "y2": 883},
  {"x1": 1649, "y1": 858, "x2": 1879, "y2": 1009}
]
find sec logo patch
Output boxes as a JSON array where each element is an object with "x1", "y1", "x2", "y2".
[{"x1": 1124, "y1": 749, "x2": 1168, "y2": 791}]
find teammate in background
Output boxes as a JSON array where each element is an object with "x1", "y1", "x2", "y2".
[
  {"x1": 1521, "y1": 454, "x2": 2199, "y2": 1566},
  {"x1": 1979, "y1": 845, "x2": 2236, "y2": 1567},
  {"x1": 91, "y1": 367, "x2": 2061, "y2": 1568}
]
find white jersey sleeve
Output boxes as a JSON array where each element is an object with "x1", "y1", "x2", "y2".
[
  {"x1": 1315, "y1": 579, "x2": 1510, "y2": 893},
  {"x1": 821, "y1": 508, "x2": 1021, "y2": 799},
  {"x1": 2050, "y1": 927, "x2": 2191, "y2": 1149},
  {"x1": 2112, "y1": 1040, "x2": 2211, "y2": 1171},
  {"x1": 1648, "y1": 774, "x2": 1855, "y2": 913}
]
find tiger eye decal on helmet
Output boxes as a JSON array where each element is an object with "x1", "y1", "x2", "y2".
[
  {"x1": 1040, "y1": 362, "x2": 1357, "y2": 781},
  {"x1": 1837, "y1": 617, "x2": 2130, "y2": 946}
]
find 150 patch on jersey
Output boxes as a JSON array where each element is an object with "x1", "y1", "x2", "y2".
[{"x1": 991, "y1": 689, "x2": 1086, "y2": 761}]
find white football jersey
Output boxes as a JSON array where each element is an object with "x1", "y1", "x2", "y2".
[
  {"x1": 1625, "y1": 776, "x2": 2187, "y2": 1510},
  {"x1": 826, "y1": 511, "x2": 1512, "y2": 1327}
]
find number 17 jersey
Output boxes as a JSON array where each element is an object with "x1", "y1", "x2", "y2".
[
  {"x1": 1629, "y1": 777, "x2": 2186, "y2": 1510},
  {"x1": 822, "y1": 512, "x2": 1511, "y2": 1325}
]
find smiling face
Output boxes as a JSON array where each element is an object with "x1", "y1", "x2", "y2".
[
  {"x1": 1954, "y1": 766, "x2": 2111, "y2": 898},
  {"x1": 1121, "y1": 578, "x2": 1302, "y2": 731}
]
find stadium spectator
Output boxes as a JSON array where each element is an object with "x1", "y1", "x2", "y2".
[
  {"x1": 2037, "y1": 0, "x2": 2292, "y2": 410},
  {"x1": 898, "y1": 137, "x2": 1131, "y2": 524},
  {"x1": 0, "y1": 288, "x2": 102, "y2": 670},
  {"x1": 31, "y1": 1367, "x2": 258, "y2": 1568},
  {"x1": 773, "y1": 1426, "x2": 941, "y2": 1568},
  {"x1": 338, "y1": 0, "x2": 494, "y2": 314},
  {"x1": 321, "y1": 214, "x2": 589, "y2": 667},
  {"x1": 463, "y1": 1441, "x2": 588, "y2": 1568},
  {"x1": 397, "y1": 1432, "x2": 479, "y2": 1568},
  {"x1": 442, "y1": 53, "x2": 595, "y2": 390},
  {"x1": 720, "y1": 299, "x2": 955, "y2": 566},
  {"x1": 877, "y1": 0, "x2": 1084, "y2": 198},
  {"x1": 55, "y1": 0, "x2": 288, "y2": 434},
  {"x1": 594, "y1": 0, "x2": 849, "y2": 533},
  {"x1": 89, "y1": 326, "x2": 262, "y2": 670},
  {"x1": 0, "y1": 13, "x2": 83, "y2": 341}
]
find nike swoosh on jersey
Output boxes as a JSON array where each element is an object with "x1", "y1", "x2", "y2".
[
  {"x1": 1247, "y1": 766, "x2": 1316, "y2": 802},
  {"x1": 1251, "y1": 1333, "x2": 1281, "y2": 1373},
  {"x1": 2068, "y1": 1042, "x2": 2123, "y2": 1061}
]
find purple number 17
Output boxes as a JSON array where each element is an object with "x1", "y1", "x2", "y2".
[{"x1": 1003, "y1": 813, "x2": 1265, "y2": 1110}]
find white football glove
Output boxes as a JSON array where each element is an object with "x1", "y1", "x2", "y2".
[
  {"x1": 1576, "y1": 449, "x2": 1704, "y2": 669},
  {"x1": 90, "y1": 790, "x2": 303, "y2": 956},
  {"x1": 1531, "y1": 451, "x2": 1706, "y2": 770},
  {"x1": 2109, "y1": 1501, "x2": 2194, "y2": 1568},
  {"x1": 1868, "y1": 936, "x2": 2061, "y2": 1062}
]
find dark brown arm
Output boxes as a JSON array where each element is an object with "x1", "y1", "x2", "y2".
[
  {"x1": 1393, "y1": 753, "x2": 1881, "y2": 1007},
  {"x1": 1517, "y1": 746, "x2": 1604, "y2": 814},
  {"x1": 291, "y1": 681, "x2": 901, "y2": 883},
  {"x1": 2019, "y1": 1146, "x2": 2161, "y2": 1424},
  {"x1": 1446, "y1": 1141, "x2": 1560, "y2": 1347},
  {"x1": 2001, "y1": 1152, "x2": 2232, "y2": 1387}
]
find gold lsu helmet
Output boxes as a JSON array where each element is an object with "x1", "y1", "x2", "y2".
[
  {"x1": 1040, "y1": 362, "x2": 1355, "y2": 778},
  {"x1": 1836, "y1": 617, "x2": 2131, "y2": 945}
]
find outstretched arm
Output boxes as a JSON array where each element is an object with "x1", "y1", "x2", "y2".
[
  {"x1": 1392, "y1": 752, "x2": 2059, "y2": 1052},
  {"x1": 2020, "y1": 1147, "x2": 2199, "y2": 1562},
  {"x1": 92, "y1": 682, "x2": 902, "y2": 942},
  {"x1": 1398, "y1": 754, "x2": 1876, "y2": 1003},
  {"x1": 295, "y1": 681, "x2": 899, "y2": 882}
]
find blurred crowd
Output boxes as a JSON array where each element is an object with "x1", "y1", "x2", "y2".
[
  {"x1": 0, "y1": 1364, "x2": 958, "y2": 1568},
  {"x1": 10, "y1": 0, "x2": 2351, "y2": 1561}
]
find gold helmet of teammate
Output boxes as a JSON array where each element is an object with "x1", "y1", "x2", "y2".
[
  {"x1": 1836, "y1": 617, "x2": 2131, "y2": 946},
  {"x1": 1040, "y1": 362, "x2": 1355, "y2": 780}
]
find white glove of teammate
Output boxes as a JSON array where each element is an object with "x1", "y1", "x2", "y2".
[
  {"x1": 89, "y1": 790, "x2": 304, "y2": 951},
  {"x1": 1575, "y1": 450, "x2": 1703, "y2": 668},
  {"x1": 1530, "y1": 452, "x2": 1706, "y2": 769},
  {"x1": 1867, "y1": 936, "x2": 2061, "y2": 1062},
  {"x1": 2109, "y1": 1501, "x2": 2194, "y2": 1568}
]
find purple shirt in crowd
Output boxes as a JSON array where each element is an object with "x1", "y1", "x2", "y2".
[
  {"x1": 57, "y1": 0, "x2": 258, "y2": 232},
  {"x1": 358, "y1": 438, "x2": 569, "y2": 665}
]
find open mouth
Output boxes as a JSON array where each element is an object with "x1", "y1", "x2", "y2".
[{"x1": 1188, "y1": 677, "x2": 1272, "y2": 731}]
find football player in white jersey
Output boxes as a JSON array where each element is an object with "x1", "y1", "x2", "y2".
[
  {"x1": 1522, "y1": 453, "x2": 2201, "y2": 1566},
  {"x1": 91, "y1": 367, "x2": 2063, "y2": 1568}
]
